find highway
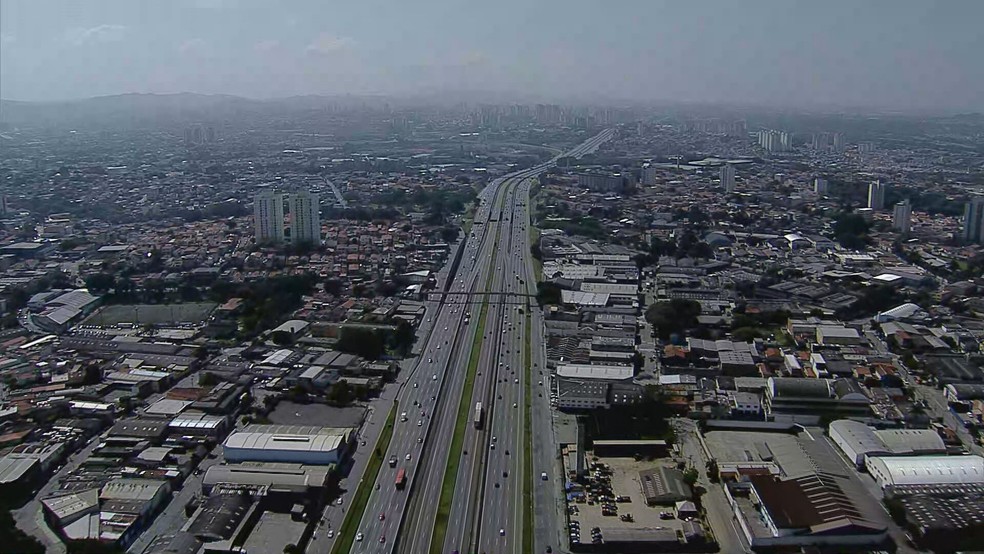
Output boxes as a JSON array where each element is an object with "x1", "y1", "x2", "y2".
[{"x1": 345, "y1": 129, "x2": 614, "y2": 554}]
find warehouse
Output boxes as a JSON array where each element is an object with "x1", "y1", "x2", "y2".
[
  {"x1": 829, "y1": 420, "x2": 947, "y2": 467},
  {"x1": 222, "y1": 424, "x2": 354, "y2": 465},
  {"x1": 866, "y1": 455, "x2": 984, "y2": 491},
  {"x1": 202, "y1": 463, "x2": 331, "y2": 495}
]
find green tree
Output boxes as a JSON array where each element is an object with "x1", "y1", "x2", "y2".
[
  {"x1": 336, "y1": 327, "x2": 385, "y2": 360},
  {"x1": 84, "y1": 272, "x2": 116, "y2": 294},
  {"x1": 326, "y1": 380, "x2": 355, "y2": 406},
  {"x1": 198, "y1": 372, "x2": 219, "y2": 387},
  {"x1": 645, "y1": 300, "x2": 702, "y2": 340},
  {"x1": 683, "y1": 467, "x2": 699, "y2": 487}
]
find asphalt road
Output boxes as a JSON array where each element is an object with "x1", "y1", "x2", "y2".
[{"x1": 346, "y1": 130, "x2": 614, "y2": 554}]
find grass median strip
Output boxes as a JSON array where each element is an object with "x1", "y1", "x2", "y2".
[
  {"x1": 429, "y1": 296, "x2": 488, "y2": 554},
  {"x1": 331, "y1": 401, "x2": 398, "y2": 554},
  {"x1": 523, "y1": 311, "x2": 534, "y2": 553}
]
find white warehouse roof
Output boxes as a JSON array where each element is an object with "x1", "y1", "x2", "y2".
[
  {"x1": 224, "y1": 424, "x2": 353, "y2": 463},
  {"x1": 866, "y1": 455, "x2": 984, "y2": 487},
  {"x1": 556, "y1": 363, "x2": 634, "y2": 381}
]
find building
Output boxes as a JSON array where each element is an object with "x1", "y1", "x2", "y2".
[
  {"x1": 641, "y1": 164, "x2": 659, "y2": 186},
  {"x1": 893, "y1": 200, "x2": 912, "y2": 234},
  {"x1": 720, "y1": 164, "x2": 735, "y2": 193},
  {"x1": 639, "y1": 466, "x2": 692, "y2": 505},
  {"x1": 575, "y1": 172, "x2": 632, "y2": 192},
  {"x1": 813, "y1": 178, "x2": 829, "y2": 195},
  {"x1": 963, "y1": 196, "x2": 984, "y2": 244},
  {"x1": 728, "y1": 474, "x2": 887, "y2": 549},
  {"x1": 763, "y1": 378, "x2": 871, "y2": 419},
  {"x1": 288, "y1": 190, "x2": 321, "y2": 245},
  {"x1": 866, "y1": 455, "x2": 984, "y2": 491},
  {"x1": 253, "y1": 190, "x2": 285, "y2": 244},
  {"x1": 757, "y1": 130, "x2": 793, "y2": 153},
  {"x1": 201, "y1": 463, "x2": 331, "y2": 496},
  {"x1": 828, "y1": 420, "x2": 946, "y2": 467},
  {"x1": 868, "y1": 180, "x2": 886, "y2": 210},
  {"x1": 222, "y1": 424, "x2": 354, "y2": 465}
]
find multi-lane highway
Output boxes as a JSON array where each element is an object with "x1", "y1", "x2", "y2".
[{"x1": 346, "y1": 129, "x2": 613, "y2": 554}]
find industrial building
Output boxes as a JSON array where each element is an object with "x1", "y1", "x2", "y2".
[
  {"x1": 222, "y1": 424, "x2": 354, "y2": 465},
  {"x1": 727, "y1": 473, "x2": 888, "y2": 549},
  {"x1": 828, "y1": 420, "x2": 946, "y2": 467},
  {"x1": 866, "y1": 455, "x2": 984, "y2": 491}
]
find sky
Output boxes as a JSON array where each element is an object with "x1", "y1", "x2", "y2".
[{"x1": 1, "y1": 0, "x2": 982, "y2": 111}]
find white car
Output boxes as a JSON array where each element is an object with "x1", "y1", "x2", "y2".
[
  {"x1": 499, "y1": 528, "x2": 506, "y2": 536},
  {"x1": 432, "y1": 374, "x2": 437, "y2": 380},
  {"x1": 417, "y1": 420, "x2": 422, "y2": 426},
  {"x1": 406, "y1": 453, "x2": 412, "y2": 461},
  {"x1": 356, "y1": 532, "x2": 364, "y2": 542}
]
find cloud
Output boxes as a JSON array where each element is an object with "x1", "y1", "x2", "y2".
[
  {"x1": 254, "y1": 39, "x2": 280, "y2": 53},
  {"x1": 178, "y1": 38, "x2": 208, "y2": 54},
  {"x1": 306, "y1": 33, "x2": 355, "y2": 55},
  {"x1": 65, "y1": 24, "x2": 127, "y2": 46}
]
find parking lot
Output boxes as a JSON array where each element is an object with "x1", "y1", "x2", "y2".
[{"x1": 565, "y1": 456, "x2": 695, "y2": 546}]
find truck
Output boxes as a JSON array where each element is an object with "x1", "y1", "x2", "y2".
[
  {"x1": 395, "y1": 468, "x2": 407, "y2": 490},
  {"x1": 473, "y1": 402, "x2": 484, "y2": 429}
]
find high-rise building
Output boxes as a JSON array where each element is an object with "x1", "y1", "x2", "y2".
[
  {"x1": 832, "y1": 133, "x2": 845, "y2": 152},
  {"x1": 963, "y1": 197, "x2": 984, "y2": 243},
  {"x1": 641, "y1": 165, "x2": 659, "y2": 186},
  {"x1": 254, "y1": 190, "x2": 285, "y2": 244},
  {"x1": 757, "y1": 129, "x2": 793, "y2": 153},
  {"x1": 288, "y1": 191, "x2": 321, "y2": 245},
  {"x1": 892, "y1": 200, "x2": 911, "y2": 234},
  {"x1": 867, "y1": 180, "x2": 886, "y2": 210},
  {"x1": 814, "y1": 178, "x2": 829, "y2": 195},
  {"x1": 720, "y1": 164, "x2": 736, "y2": 193}
]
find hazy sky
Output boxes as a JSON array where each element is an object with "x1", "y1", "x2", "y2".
[{"x1": 2, "y1": 0, "x2": 982, "y2": 110}]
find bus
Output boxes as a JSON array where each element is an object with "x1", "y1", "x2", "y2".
[
  {"x1": 473, "y1": 402, "x2": 484, "y2": 429},
  {"x1": 395, "y1": 468, "x2": 407, "y2": 490}
]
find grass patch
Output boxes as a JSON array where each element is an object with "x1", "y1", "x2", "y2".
[
  {"x1": 331, "y1": 402, "x2": 398, "y2": 554},
  {"x1": 523, "y1": 311, "x2": 534, "y2": 553}
]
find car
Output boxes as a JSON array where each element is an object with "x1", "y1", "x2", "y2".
[
  {"x1": 417, "y1": 437, "x2": 423, "y2": 443},
  {"x1": 406, "y1": 453, "x2": 412, "y2": 461},
  {"x1": 513, "y1": 402, "x2": 518, "y2": 408},
  {"x1": 490, "y1": 443, "x2": 495, "y2": 450},
  {"x1": 541, "y1": 472, "x2": 548, "y2": 480},
  {"x1": 379, "y1": 513, "x2": 385, "y2": 521},
  {"x1": 437, "y1": 345, "x2": 440, "y2": 350},
  {"x1": 355, "y1": 532, "x2": 364, "y2": 542},
  {"x1": 417, "y1": 420, "x2": 422, "y2": 427},
  {"x1": 546, "y1": 547, "x2": 552, "y2": 553},
  {"x1": 413, "y1": 382, "x2": 418, "y2": 388},
  {"x1": 500, "y1": 529, "x2": 506, "y2": 536},
  {"x1": 432, "y1": 375, "x2": 437, "y2": 380},
  {"x1": 379, "y1": 536, "x2": 386, "y2": 544},
  {"x1": 514, "y1": 379, "x2": 519, "y2": 384},
  {"x1": 326, "y1": 530, "x2": 334, "y2": 538},
  {"x1": 492, "y1": 436, "x2": 497, "y2": 442},
  {"x1": 444, "y1": 327, "x2": 448, "y2": 331},
  {"x1": 428, "y1": 358, "x2": 433, "y2": 363},
  {"x1": 336, "y1": 498, "x2": 344, "y2": 505},
  {"x1": 495, "y1": 482, "x2": 499, "y2": 488},
  {"x1": 503, "y1": 471, "x2": 508, "y2": 477}
]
